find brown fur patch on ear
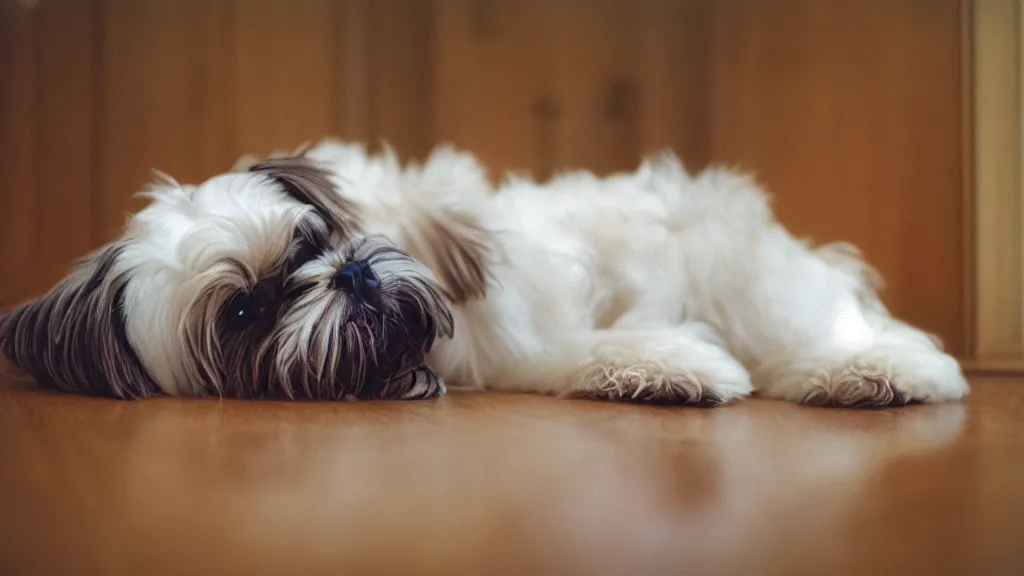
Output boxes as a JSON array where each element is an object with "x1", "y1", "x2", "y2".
[
  {"x1": 404, "y1": 207, "x2": 494, "y2": 304},
  {"x1": 249, "y1": 155, "x2": 363, "y2": 237},
  {"x1": 0, "y1": 244, "x2": 158, "y2": 399}
]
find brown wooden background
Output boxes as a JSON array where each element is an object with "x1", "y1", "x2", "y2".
[{"x1": 0, "y1": 0, "x2": 968, "y2": 354}]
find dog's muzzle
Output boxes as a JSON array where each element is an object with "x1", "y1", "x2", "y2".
[{"x1": 333, "y1": 260, "x2": 380, "y2": 300}]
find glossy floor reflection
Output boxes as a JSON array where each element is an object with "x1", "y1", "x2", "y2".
[{"x1": 1, "y1": 375, "x2": 1021, "y2": 575}]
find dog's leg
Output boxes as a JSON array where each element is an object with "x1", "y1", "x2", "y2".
[
  {"x1": 753, "y1": 318, "x2": 968, "y2": 407},
  {"x1": 495, "y1": 324, "x2": 753, "y2": 406},
  {"x1": 702, "y1": 232, "x2": 969, "y2": 407},
  {"x1": 376, "y1": 366, "x2": 445, "y2": 400}
]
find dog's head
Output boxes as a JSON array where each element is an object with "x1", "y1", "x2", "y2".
[{"x1": 0, "y1": 153, "x2": 481, "y2": 400}]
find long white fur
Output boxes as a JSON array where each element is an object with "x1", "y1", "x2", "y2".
[{"x1": 294, "y1": 138, "x2": 967, "y2": 405}]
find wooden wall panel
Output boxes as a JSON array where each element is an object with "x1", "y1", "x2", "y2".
[
  {"x1": 334, "y1": 0, "x2": 372, "y2": 143},
  {"x1": 548, "y1": 0, "x2": 638, "y2": 174},
  {"x1": 33, "y1": 0, "x2": 100, "y2": 289},
  {"x1": 545, "y1": 0, "x2": 715, "y2": 175},
  {"x1": 706, "y1": 0, "x2": 965, "y2": 353},
  {"x1": 629, "y1": 0, "x2": 711, "y2": 170},
  {"x1": 433, "y1": 0, "x2": 711, "y2": 180},
  {"x1": 896, "y1": 1, "x2": 968, "y2": 355},
  {"x1": 0, "y1": 0, "x2": 100, "y2": 301},
  {"x1": 191, "y1": 0, "x2": 236, "y2": 180},
  {"x1": 432, "y1": 0, "x2": 555, "y2": 179},
  {"x1": 102, "y1": 0, "x2": 222, "y2": 239},
  {"x1": 368, "y1": 0, "x2": 435, "y2": 161},
  {"x1": 0, "y1": 1, "x2": 35, "y2": 304},
  {"x1": 233, "y1": 0, "x2": 337, "y2": 158}
]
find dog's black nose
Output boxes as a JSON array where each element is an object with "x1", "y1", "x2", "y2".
[{"x1": 334, "y1": 261, "x2": 380, "y2": 296}]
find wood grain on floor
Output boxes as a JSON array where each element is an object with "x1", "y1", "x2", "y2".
[{"x1": 0, "y1": 374, "x2": 1021, "y2": 575}]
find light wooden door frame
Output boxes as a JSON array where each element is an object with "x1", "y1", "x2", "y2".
[{"x1": 965, "y1": 0, "x2": 1024, "y2": 372}]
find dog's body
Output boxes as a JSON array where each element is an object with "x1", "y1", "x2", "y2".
[{"x1": 0, "y1": 139, "x2": 968, "y2": 406}]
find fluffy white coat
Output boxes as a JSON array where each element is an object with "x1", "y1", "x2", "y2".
[{"x1": 300, "y1": 139, "x2": 967, "y2": 406}]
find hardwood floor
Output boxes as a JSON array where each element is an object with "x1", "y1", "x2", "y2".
[{"x1": 1, "y1": 373, "x2": 1021, "y2": 575}]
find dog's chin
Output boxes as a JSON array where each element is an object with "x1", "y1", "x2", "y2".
[{"x1": 338, "y1": 297, "x2": 447, "y2": 400}]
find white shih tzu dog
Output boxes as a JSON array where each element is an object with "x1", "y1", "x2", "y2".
[{"x1": 0, "y1": 139, "x2": 968, "y2": 407}]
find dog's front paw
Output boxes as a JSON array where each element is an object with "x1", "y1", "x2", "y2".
[
  {"x1": 564, "y1": 348, "x2": 751, "y2": 407},
  {"x1": 389, "y1": 366, "x2": 446, "y2": 400},
  {"x1": 565, "y1": 362, "x2": 717, "y2": 406}
]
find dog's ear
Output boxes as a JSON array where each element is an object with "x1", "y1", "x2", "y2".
[
  {"x1": 248, "y1": 156, "x2": 362, "y2": 237},
  {"x1": 0, "y1": 243, "x2": 157, "y2": 399},
  {"x1": 403, "y1": 206, "x2": 494, "y2": 304}
]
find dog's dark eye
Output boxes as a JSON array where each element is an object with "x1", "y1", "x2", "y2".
[{"x1": 226, "y1": 291, "x2": 270, "y2": 329}]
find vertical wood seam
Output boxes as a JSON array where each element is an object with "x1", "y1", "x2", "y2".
[
  {"x1": 421, "y1": 0, "x2": 437, "y2": 157},
  {"x1": 30, "y1": 3, "x2": 40, "y2": 275},
  {"x1": 225, "y1": 0, "x2": 237, "y2": 166},
  {"x1": 962, "y1": 0, "x2": 976, "y2": 357},
  {"x1": 329, "y1": 0, "x2": 342, "y2": 140},
  {"x1": 1018, "y1": 0, "x2": 1024, "y2": 349},
  {"x1": 366, "y1": 2, "x2": 377, "y2": 148},
  {"x1": 90, "y1": 0, "x2": 105, "y2": 248}
]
